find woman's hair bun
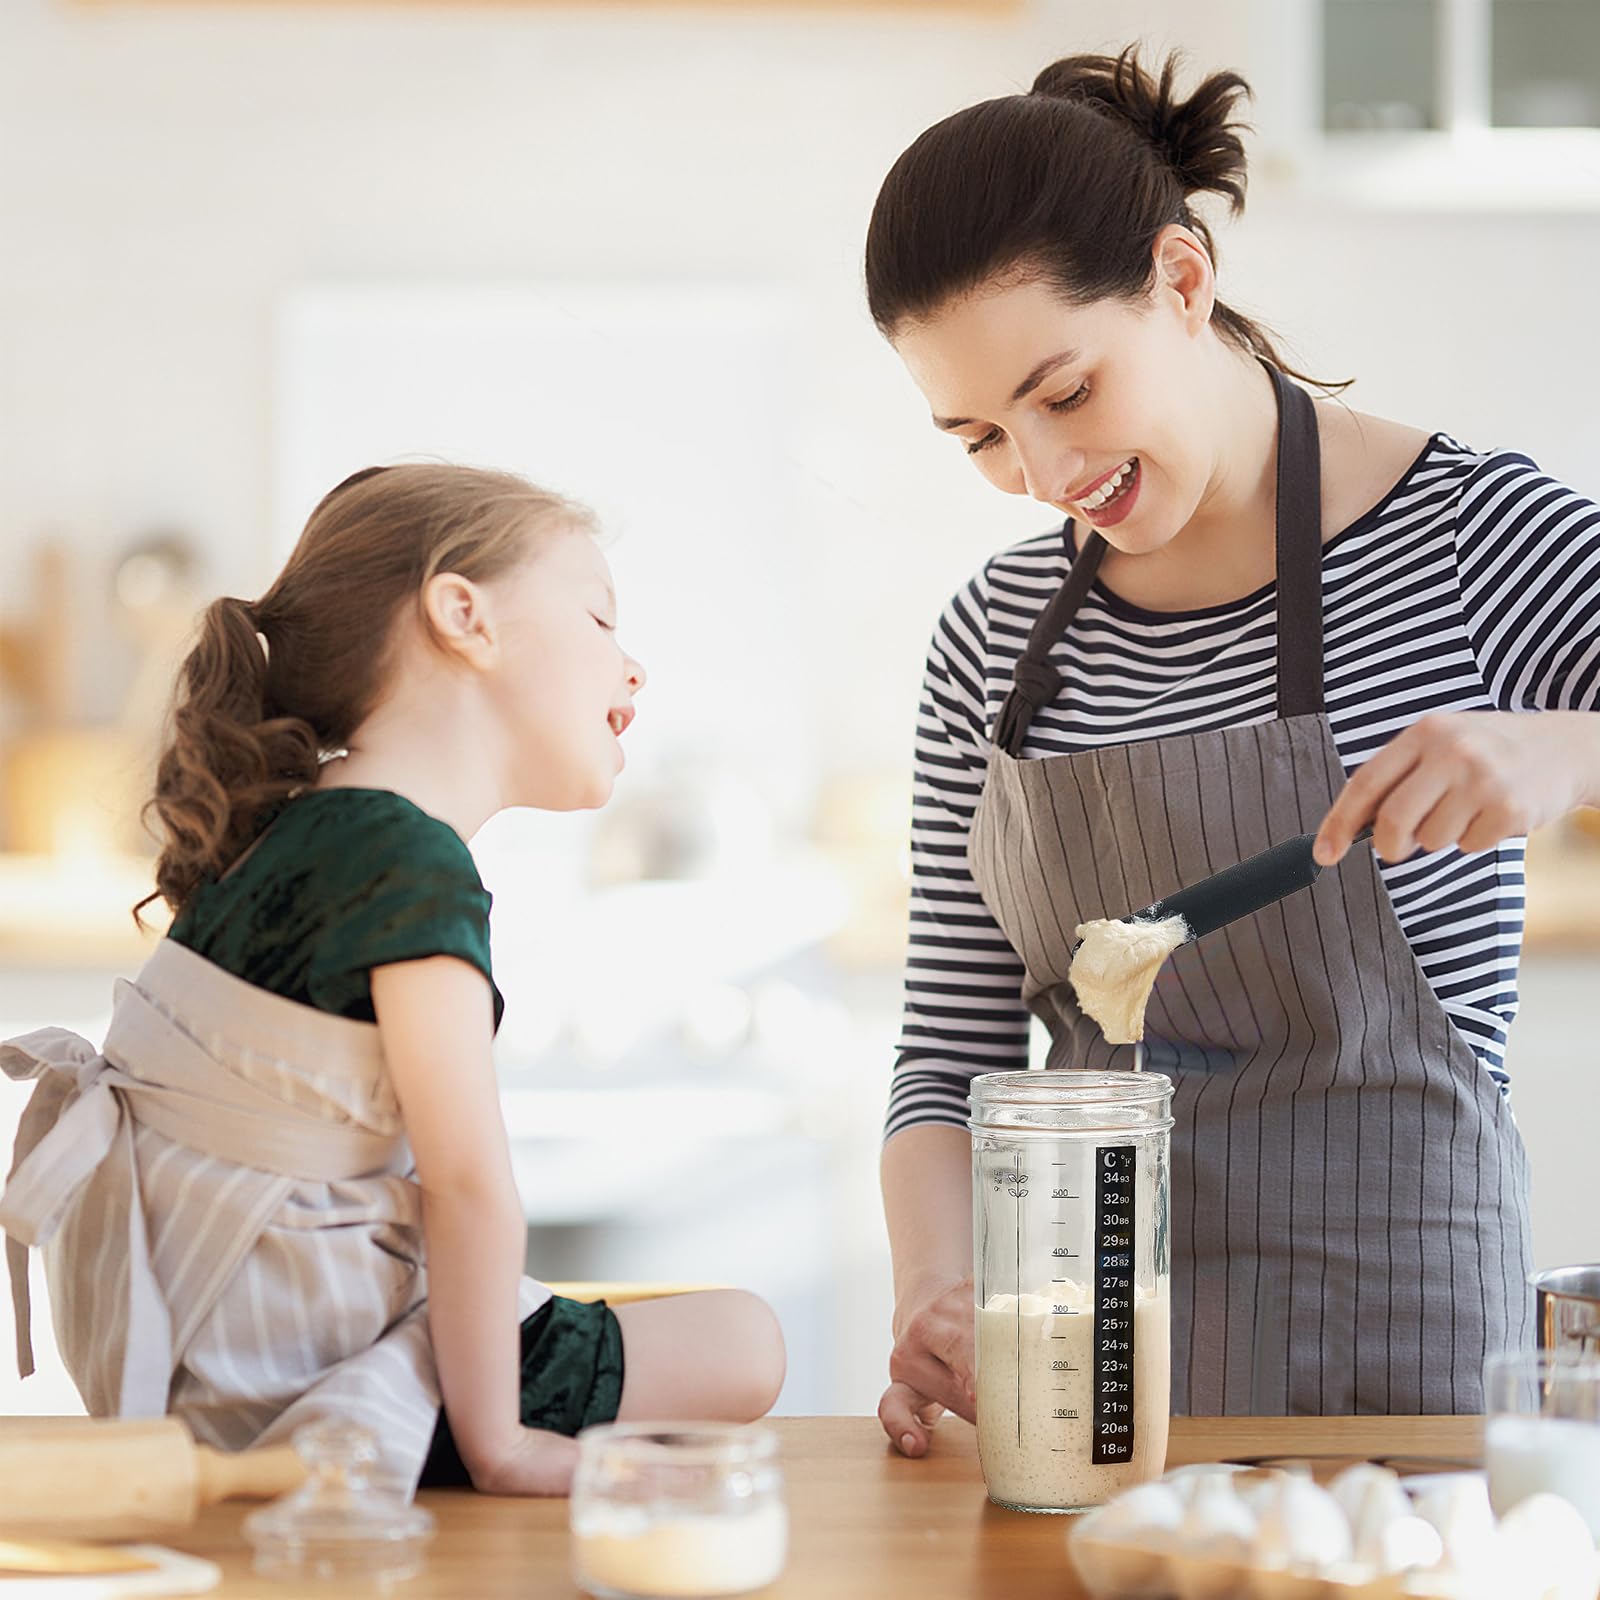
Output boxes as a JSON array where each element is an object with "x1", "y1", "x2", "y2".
[{"x1": 1030, "y1": 46, "x2": 1251, "y2": 214}]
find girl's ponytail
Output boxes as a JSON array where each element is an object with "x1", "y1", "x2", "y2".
[{"x1": 138, "y1": 596, "x2": 318, "y2": 921}]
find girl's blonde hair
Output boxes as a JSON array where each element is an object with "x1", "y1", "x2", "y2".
[{"x1": 138, "y1": 463, "x2": 594, "y2": 921}]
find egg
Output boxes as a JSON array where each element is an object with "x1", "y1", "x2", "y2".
[
  {"x1": 1496, "y1": 1493, "x2": 1600, "y2": 1600},
  {"x1": 1252, "y1": 1475, "x2": 1353, "y2": 1572},
  {"x1": 1163, "y1": 1463, "x2": 1248, "y2": 1507},
  {"x1": 1414, "y1": 1474, "x2": 1498, "y2": 1564},
  {"x1": 1329, "y1": 1462, "x2": 1410, "y2": 1529},
  {"x1": 1369, "y1": 1512, "x2": 1445, "y2": 1576},
  {"x1": 1089, "y1": 1481, "x2": 1186, "y2": 1547},
  {"x1": 1328, "y1": 1463, "x2": 1418, "y2": 1571},
  {"x1": 1176, "y1": 1471, "x2": 1258, "y2": 1561}
]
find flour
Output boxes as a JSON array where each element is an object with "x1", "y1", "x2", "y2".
[{"x1": 1068, "y1": 915, "x2": 1189, "y2": 1044}]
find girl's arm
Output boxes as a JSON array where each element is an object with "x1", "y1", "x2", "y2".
[{"x1": 373, "y1": 955, "x2": 572, "y2": 1491}]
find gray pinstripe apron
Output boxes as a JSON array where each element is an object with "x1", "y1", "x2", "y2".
[{"x1": 967, "y1": 365, "x2": 1534, "y2": 1416}]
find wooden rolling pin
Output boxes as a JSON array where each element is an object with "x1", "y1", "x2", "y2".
[{"x1": 0, "y1": 1417, "x2": 307, "y2": 1541}]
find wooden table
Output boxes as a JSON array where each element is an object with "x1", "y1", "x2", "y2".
[{"x1": 173, "y1": 1415, "x2": 1483, "y2": 1598}]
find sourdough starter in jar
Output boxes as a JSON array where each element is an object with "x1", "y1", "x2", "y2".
[{"x1": 976, "y1": 1282, "x2": 1170, "y2": 1511}]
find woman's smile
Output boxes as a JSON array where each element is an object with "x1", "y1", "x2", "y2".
[{"x1": 1072, "y1": 456, "x2": 1142, "y2": 526}]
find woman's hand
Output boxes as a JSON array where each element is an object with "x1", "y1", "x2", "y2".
[
  {"x1": 468, "y1": 1426, "x2": 580, "y2": 1497},
  {"x1": 878, "y1": 1274, "x2": 977, "y2": 1458},
  {"x1": 1314, "y1": 710, "x2": 1598, "y2": 867}
]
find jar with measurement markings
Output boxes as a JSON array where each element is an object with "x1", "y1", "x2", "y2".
[{"x1": 970, "y1": 1070, "x2": 1173, "y2": 1513}]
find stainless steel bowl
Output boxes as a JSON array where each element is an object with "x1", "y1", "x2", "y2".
[{"x1": 1534, "y1": 1265, "x2": 1600, "y2": 1357}]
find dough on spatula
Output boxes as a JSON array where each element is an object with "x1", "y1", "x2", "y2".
[{"x1": 1069, "y1": 915, "x2": 1188, "y2": 1044}]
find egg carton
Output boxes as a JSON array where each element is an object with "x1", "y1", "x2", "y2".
[
  {"x1": 1067, "y1": 1465, "x2": 1600, "y2": 1600},
  {"x1": 1071, "y1": 1533, "x2": 1411, "y2": 1600}
]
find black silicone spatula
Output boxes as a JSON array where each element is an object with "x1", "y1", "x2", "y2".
[{"x1": 1127, "y1": 826, "x2": 1375, "y2": 943}]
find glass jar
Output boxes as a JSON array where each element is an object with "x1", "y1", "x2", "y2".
[
  {"x1": 970, "y1": 1069, "x2": 1173, "y2": 1514},
  {"x1": 570, "y1": 1423, "x2": 787, "y2": 1600},
  {"x1": 1485, "y1": 1348, "x2": 1600, "y2": 1540}
]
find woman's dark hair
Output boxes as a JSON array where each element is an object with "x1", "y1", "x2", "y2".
[
  {"x1": 865, "y1": 46, "x2": 1343, "y2": 390},
  {"x1": 136, "y1": 464, "x2": 594, "y2": 923}
]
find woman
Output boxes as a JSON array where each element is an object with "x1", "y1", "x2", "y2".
[{"x1": 868, "y1": 48, "x2": 1600, "y2": 1453}]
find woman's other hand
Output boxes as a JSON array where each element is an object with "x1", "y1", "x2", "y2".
[{"x1": 879, "y1": 1273, "x2": 976, "y2": 1457}]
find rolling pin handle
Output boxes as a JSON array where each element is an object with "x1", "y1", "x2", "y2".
[{"x1": 192, "y1": 1444, "x2": 308, "y2": 1509}]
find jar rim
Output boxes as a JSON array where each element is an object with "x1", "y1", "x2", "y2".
[
  {"x1": 968, "y1": 1069, "x2": 1173, "y2": 1134},
  {"x1": 969, "y1": 1069, "x2": 1173, "y2": 1105}
]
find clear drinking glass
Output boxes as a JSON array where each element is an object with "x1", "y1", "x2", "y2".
[
  {"x1": 1484, "y1": 1349, "x2": 1600, "y2": 1539},
  {"x1": 570, "y1": 1423, "x2": 787, "y2": 1600},
  {"x1": 970, "y1": 1070, "x2": 1173, "y2": 1514}
]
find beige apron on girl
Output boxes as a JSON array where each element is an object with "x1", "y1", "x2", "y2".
[
  {"x1": 968, "y1": 367, "x2": 1534, "y2": 1415},
  {"x1": 1, "y1": 938, "x2": 551, "y2": 1495}
]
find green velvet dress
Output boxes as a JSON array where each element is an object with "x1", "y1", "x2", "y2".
[{"x1": 168, "y1": 786, "x2": 623, "y2": 1484}]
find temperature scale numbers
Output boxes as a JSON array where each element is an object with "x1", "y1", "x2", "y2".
[{"x1": 1092, "y1": 1147, "x2": 1137, "y2": 1464}]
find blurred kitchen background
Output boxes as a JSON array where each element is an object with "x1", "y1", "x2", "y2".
[{"x1": 2, "y1": 0, "x2": 1599, "y2": 1418}]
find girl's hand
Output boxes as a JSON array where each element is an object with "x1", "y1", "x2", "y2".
[
  {"x1": 879, "y1": 1273, "x2": 977, "y2": 1457},
  {"x1": 468, "y1": 1426, "x2": 580, "y2": 1497},
  {"x1": 1314, "y1": 710, "x2": 1596, "y2": 867}
]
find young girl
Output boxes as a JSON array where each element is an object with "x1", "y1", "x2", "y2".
[{"x1": 1, "y1": 464, "x2": 786, "y2": 1496}]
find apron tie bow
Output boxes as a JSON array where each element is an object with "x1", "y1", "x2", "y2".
[
  {"x1": 0, "y1": 1030, "x2": 146, "y2": 1390},
  {"x1": 995, "y1": 658, "x2": 1062, "y2": 755}
]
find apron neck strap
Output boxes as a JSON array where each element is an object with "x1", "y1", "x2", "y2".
[
  {"x1": 991, "y1": 532, "x2": 1107, "y2": 756},
  {"x1": 993, "y1": 361, "x2": 1325, "y2": 756},
  {"x1": 1269, "y1": 362, "x2": 1326, "y2": 720}
]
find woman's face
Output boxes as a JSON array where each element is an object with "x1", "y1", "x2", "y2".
[{"x1": 889, "y1": 240, "x2": 1219, "y2": 557}]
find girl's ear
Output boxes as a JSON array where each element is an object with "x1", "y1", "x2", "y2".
[{"x1": 422, "y1": 571, "x2": 497, "y2": 669}]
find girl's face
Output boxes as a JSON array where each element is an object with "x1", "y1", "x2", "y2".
[
  {"x1": 889, "y1": 243, "x2": 1219, "y2": 557},
  {"x1": 486, "y1": 530, "x2": 645, "y2": 811}
]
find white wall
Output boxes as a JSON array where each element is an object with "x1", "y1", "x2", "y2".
[
  {"x1": 5, "y1": 0, "x2": 1598, "y2": 753},
  {"x1": 0, "y1": 0, "x2": 1307, "y2": 755}
]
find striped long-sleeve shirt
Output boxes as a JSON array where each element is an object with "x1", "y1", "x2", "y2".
[{"x1": 888, "y1": 439, "x2": 1600, "y2": 1140}]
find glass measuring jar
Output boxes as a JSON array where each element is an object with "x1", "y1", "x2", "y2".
[{"x1": 970, "y1": 1070, "x2": 1173, "y2": 1514}]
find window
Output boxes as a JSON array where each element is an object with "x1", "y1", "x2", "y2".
[
  {"x1": 1492, "y1": 0, "x2": 1600, "y2": 126},
  {"x1": 1322, "y1": 0, "x2": 1600, "y2": 133}
]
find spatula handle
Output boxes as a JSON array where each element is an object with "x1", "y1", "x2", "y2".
[{"x1": 1139, "y1": 827, "x2": 1374, "y2": 941}]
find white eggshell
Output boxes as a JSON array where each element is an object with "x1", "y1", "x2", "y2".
[
  {"x1": 1495, "y1": 1493, "x2": 1600, "y2": 1600},
  {"x1": 1165, "y1": 1463, "x2": 1249, "y2": 1506},
  {"x1": 1330, "y1": 1462, "x2": 1413, "y2": 1565},
  {"x1": 1091, "y1": 1481, "x2": 1187, "y2": 1545},
  {"x1": 1368, "y1": 1513, "x2": 1444, "y2": 1576},
  {"x1": 1178, "y1": 1472, "x2": 1259, "y2": 1561},
  {"x1": 1414, "y1": 1475, "x2": 1502, "y2": 1574},
  {"x1": 1253, "y1": 1476, "x2": 1354, "y2": 1572}
]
